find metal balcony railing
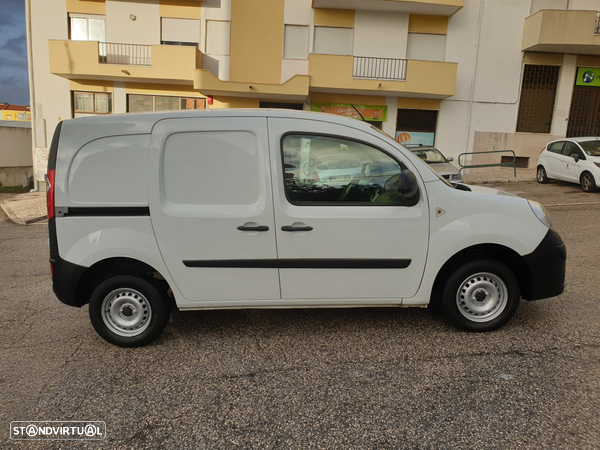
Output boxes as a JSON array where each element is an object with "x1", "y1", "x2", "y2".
[
  {"x1": 352, "y1": 56, "x2": 407, "y2": 81},
  {"x1": 595, "y1": 12, "x2": 600, "y2": 34},
  {"x1": 99, "y1": 42, "x2": 151, "y2": 66}
]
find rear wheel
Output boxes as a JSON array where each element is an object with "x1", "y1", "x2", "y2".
[
  {"x1": 442, "y1": 260, "x2": 520, "y2": 332},
  {"x1": 580, "y1": 172, "x2": 597, "y2": 192},
  {"x1": 89, "y1": 275, "x2": 170, "y2": 347},
  {"x1": 537, "y1": 166, "x2": 549, "y2": 184}
]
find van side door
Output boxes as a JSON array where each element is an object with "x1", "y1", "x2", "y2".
[
  {"x1": 268, "y1": 118, "x2": 429, "y2": 302},
  {"x1": 148, "y1": 117, "x2": 280, "y2": 303}
]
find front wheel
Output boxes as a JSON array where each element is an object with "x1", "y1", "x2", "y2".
[
  {"x1": 580, "y1": 172, "x2": 597, "y2": 192},
  {"x1": 442, "y1": 260, "x2": 520, "y2": 332},
  {"x1": 89, "y1": 275, "x2": 171, "y2": 347}
]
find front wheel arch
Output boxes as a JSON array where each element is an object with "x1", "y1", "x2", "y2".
[{"x1": 430, "y1": 244, "x2": 530, "y2": 310}]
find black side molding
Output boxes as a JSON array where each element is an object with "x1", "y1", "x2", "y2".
[
  {"x1": 183, "y1": 259, "x2": 411, "y2": 269},
  {"x1": 60, "y1": 207, "x2": 150, "y2": 217}
]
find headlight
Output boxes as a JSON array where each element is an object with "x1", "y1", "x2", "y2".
[{"x1": 528, "y1": 200, "x2": 552, "y2": 229}]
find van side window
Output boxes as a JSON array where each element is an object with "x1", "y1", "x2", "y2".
[{"x1": 282, "y1": 134, "x2": 411, "y2": 205}]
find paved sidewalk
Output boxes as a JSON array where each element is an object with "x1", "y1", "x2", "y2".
[{"x1": 0, "y1": 192, "x2": 47, "y2": 225}]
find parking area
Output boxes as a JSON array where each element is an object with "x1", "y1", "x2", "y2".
[{"x1": 1, "y1": 180, "x2": 599, "y2": 449}]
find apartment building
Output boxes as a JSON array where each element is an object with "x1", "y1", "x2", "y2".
[
  {"x1": 28, "y1": 0, "x2": 600, "y2": 186},
  {"x1": 0, "y1": 104, "x2": 31, "y2": 121}
]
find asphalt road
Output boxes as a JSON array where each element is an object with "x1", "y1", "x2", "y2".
[{"x1": 1, "y1": 180, "x2": 599, "y2": 449}]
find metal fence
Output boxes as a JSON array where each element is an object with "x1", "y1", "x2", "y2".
[
  {"x1": 352, "y1": 56, "x2": 407, "y2": 81},
  {"x1": 99, "y1": 42, "x2": 151, "y2": 66}
]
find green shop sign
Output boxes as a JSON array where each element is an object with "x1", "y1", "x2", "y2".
[
  {"x1": 576, "y1": 67, "x2": 600, "y2": 87},
  {"x1": 310, "y1": 103, "x2": 388, "y2": 122}
]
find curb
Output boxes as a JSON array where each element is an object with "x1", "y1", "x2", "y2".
[{"x1": 0, "y1": 198, "x2": 27, "y2": 225}]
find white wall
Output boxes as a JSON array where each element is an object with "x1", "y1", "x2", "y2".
[
  {"x1": 281, "y1": 0, "x2": 312, "y2": 83},
  {"x1": 106, "y1": 0, "x2": 160, "y2": 45},
  {"x1": 353, "y1": 11, "x2": 408, "y2": 59},
  {"x1": 31, "y1": 0, "x2": 71, "y2": 148},
  {"x1": 201, "y1": 0, "x2": 231, "y2": 81}
]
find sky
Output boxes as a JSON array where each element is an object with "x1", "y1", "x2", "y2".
[{"x1": 0, "y1": 0, "x2": 29, "y2": 106}]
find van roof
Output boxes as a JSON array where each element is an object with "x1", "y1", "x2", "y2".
[{"x1": 67, "y1": 108, "x2": 375, "y2": 132}]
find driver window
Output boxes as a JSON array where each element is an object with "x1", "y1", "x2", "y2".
[
  {"x1": 282, "y1": 134, "x2": 412, "y2": 205},
  {"x1": 564, "y1": 142, "x2": 584, "y2": 159}
]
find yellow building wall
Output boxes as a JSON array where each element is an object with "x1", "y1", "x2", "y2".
[
  {"x1": 70, "y1": 79, "x2": 114, "y2": 92},
  {"x1": 1, "y1": 110, "x2": 30, "y2": 121},
  {"x1": 408, "y1": 15, "x2": 448, "y2": 34},
  {"x1": 313, "y1": 9, "x2": 355, "y2": 27},
  {"x1": 209, "y1": 97, "x2": 260, "y2": 109},
  {"x1": 159, "y1": 0, "x2": 202, "y2": 19},
  {"x1": 230, "y1": 0, "x2": 284, "y2": 85},
  {"x1": 66, "y1": 0, "x2": 106, "y2": 15}
]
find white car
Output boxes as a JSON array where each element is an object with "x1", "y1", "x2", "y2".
[
  {"x1": 407, "y1": 145, "x2": 463, "y2": 184},
  {"x1": 537, "y1": 137, "x2": 600, "y2": 192}
]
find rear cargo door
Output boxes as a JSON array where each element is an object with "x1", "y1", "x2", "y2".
[{"x1": 148, "y1": 117, "x2": 280, "y2": 302}]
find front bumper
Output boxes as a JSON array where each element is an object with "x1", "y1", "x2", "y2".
[{"x1": 523, "y1": 229, "x2": 566, "y2": 300}]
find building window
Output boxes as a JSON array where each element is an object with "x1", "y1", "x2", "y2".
[
  {"x1": 206, "y1": 20, "x2": 230, "y2": 56},
  {"x1": 128, "y1": 95, "x2": 206, "y2": 112},
  {"x1": 313, "y1": 26, "x2": 353, "y2": 56},
  {"x1": 283, "y1": 25, "x2": 309, "y2": 60},
  {"x1": 406, "y1": 33, "x2": 445, "y2": 62},
  {"x1": 70, "y1": 14, "x2": 106, "y2": 42},
  {"x1": 161, "y1": 18, "x2": 200, "y2": 46},
  {"x1": 73, "y1": 92, "x2": 112, "y2": 116},
  {"x1": 396, "y1": 109, "x2": 438, "y2": 146},
  {"x1": 516, "y1": 65, "x2": 560, "y2": 134}
]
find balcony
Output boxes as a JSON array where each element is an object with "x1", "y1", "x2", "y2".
[
  {"x1": 49, "y1": 40, "x2": 203, "y2": 84},
  {"x1": 194, "y1": 70, "x2": 310, "y2": 100},
  {"x1": 308, "y1": 54, "x2": 457, "y2": 99},
  {"x1": 523, "y1": 10, "x2": 600, "y2": 55},
  {"x1": 312, "y1": 0, "x2": 463, "y2": 16}
]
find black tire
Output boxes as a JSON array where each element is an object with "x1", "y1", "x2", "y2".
[
  {"x1": 537, "y1": 166, "x2": 549, "y2": 184},
  {"x1": 89, "y1": 275, "x2": 170, "y2": 347},
  {"x1": 442, "y1": 260, "x2": 520, "y2": 332},
  {"x1": 580, "y1": 172, "x2": 597, "y2": 193}
]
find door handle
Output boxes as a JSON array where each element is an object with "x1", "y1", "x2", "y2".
[
  {"x1": 237, "y1": 225, "x2": 269, "y2": 232},
  {"x1": 281, "y1": 225, "x2": 313, "y2": 232}
]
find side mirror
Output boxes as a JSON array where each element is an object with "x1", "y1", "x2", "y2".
[
  {"x1": 398, "y1": 169, "x2": 419, "y2": 199},
  {"x1": 447, "y1": 157, "x2": 454, "y2": 162},
  {"x1": 570, "y1": 153, "x2": 580, "y2": 162}
]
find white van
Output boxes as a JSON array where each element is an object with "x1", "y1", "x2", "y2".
[{"x1": 47, "y1": 110, "x2": 566, "y2": 347}]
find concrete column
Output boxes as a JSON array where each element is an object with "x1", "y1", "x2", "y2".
[
  {"x1": 551, "y1": 54, "x2": 577, "y2": 137},
  {"x1": 113, "y1": 82, "x2": 127, "y2": 114},
  {"x1": 383, "y1": 96, "x2": 397, "y2": 138}
]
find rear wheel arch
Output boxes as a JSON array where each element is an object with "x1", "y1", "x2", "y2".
[{"x1": 76, "y1": 257, "x2": 173, "y2": 308}]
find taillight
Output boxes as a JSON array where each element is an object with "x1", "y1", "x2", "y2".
[
  {"x1": 310, "y1": 172, "x2": 320, "y2": 182},
  {"x1": 47, "y1": 169, "x2": 55, "y2": 220}
]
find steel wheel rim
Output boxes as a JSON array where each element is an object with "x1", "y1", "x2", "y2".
[
  {"x1": 456, "y1": 272, "x2": 508, "y2": 322},
  {"x1": 537, "y1": 168, "x2": 544, "y2": 182},
  {"x1": 101, "y1": 288, "x2": 152, "y2": 337}
]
